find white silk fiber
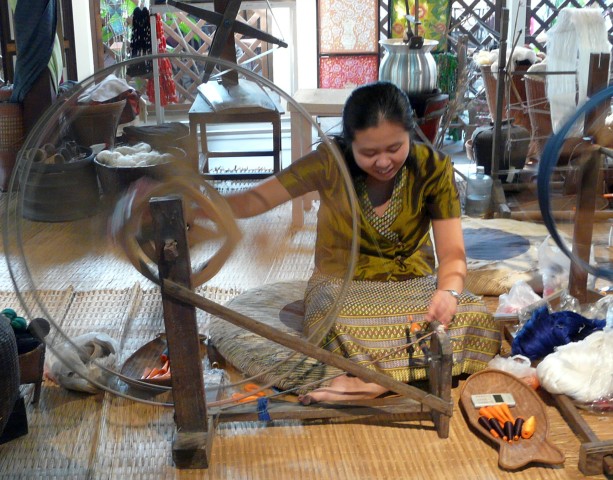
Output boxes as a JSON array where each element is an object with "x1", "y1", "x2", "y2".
[
  {"x1": 536, "y1": 330, "x2": 613, "y2": 403},
  {"x1": 546, "y1": 7, "x2": 611, "y2": 135}
]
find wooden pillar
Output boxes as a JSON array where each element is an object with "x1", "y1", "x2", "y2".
[
  {"x1": 60, "y1": 0, "x2": 78, "y2": 79},
  {"x1": 89, "y1": 0, "x2": 105, "y2": 72},
  {"x1": 428, "y1": 325, "x2": 453, "y2": 438},
  {"x1": 0, "y1": 0, "x2": 14, "y2": 82}
]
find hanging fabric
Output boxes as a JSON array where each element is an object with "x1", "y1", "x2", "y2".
[
  {"x1": 146, "y1": 13, "x2": 178, "y2": 107},
  {"x1": 127, "y1": 6, "x2": 152, "y2": 78}
]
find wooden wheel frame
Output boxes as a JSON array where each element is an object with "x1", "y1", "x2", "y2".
[{"x1": 118, "y1": 177, "x2": 242, "y2": 288}]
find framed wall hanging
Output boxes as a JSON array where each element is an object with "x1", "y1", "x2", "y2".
[{"x1": 316, "y1": 0, "x2": 380, "y2": 88}]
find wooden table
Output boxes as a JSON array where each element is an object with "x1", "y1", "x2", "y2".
[{"x1": 288, "y1": 88, "x2": 352, "y2": 227}]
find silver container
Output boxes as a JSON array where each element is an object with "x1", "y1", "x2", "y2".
[{"x1": 379, "y1": 38, "x2": 439, "y2": 94}]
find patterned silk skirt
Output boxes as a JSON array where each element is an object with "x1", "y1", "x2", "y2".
[{"x1": 303, "y1": 273, "x2": 501, "y2": 383}]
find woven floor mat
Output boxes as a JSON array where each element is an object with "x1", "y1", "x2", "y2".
[
  {"x1": 0, "y1": 194, "x2": 316, "y2": 292},
  {"x1": 3, "y1": 384, "x2": 601, "y2": 479},
  {"x1": 1, "y1": 190, "x2": 582, "y2": 297},
  {"x1": 0, "y1": 285, "x2": 611, "y2": 479}
]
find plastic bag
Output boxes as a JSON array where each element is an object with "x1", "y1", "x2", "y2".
[
  {"x1": 537, "y1": 236, "x2": 595, "y2": 297},
  {"x1": 496, "y1": 280, "x2": 542, "y2": 315},
  {"x1": 538, "y1": 236, "x2": 571, "y2": 297},
  {"x1": 44, "y1": 332, "x2": 119, "y2": 394},
  {"x1": 488, "y1": 354, "x2": 539, "y2": 389}
]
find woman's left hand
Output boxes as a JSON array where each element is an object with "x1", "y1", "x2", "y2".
[{"x1": 425, "y1": 289, "x2": 458, "y2": 328}]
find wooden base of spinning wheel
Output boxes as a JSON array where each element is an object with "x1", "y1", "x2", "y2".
[{"x1": 149, "y1": 196, "x2": 454, "y2": 469}]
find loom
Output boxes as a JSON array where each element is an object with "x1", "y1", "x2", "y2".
[
  {"x1": 485, "y1": 6, "x2": 612, "y2": 218},
  {"x1": 3, "y1": 53, "x2": 456, "y2": 469}
]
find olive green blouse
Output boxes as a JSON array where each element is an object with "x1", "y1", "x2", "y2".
[{"x1": 276, "y1": 141, "x2": 461, "y2": 281}]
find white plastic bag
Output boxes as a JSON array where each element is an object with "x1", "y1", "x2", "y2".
[
  {"x1": 537, "y1": 236, "x2": 571, "y2": 297},
  {"x1": 45, "y1": 332, "x2": 119, "y2": 394},
  {"x1": 537, "y1": 236, "x2": 595, "y2": 297},
  {"x1": 488, "y1": 354, "x2": 539, "y2": 389},
  {"x1": 496, "y1": 280, "x2": 542, "y2": 315}
]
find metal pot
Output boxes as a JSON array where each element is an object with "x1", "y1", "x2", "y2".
[{"x1": 379, "y1": 38, "x2": 438, "y2": 94}]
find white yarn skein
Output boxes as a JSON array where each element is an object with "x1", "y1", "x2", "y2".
[
  {"x1": 546, "y1": 7, "x2": 610, "y2": 135},
  {"x1": 96, "y1": 142, "x2": 172, "y2": 167},
  {"x1": 536, "y1": 330, "x2": 613, "y2": 403}
]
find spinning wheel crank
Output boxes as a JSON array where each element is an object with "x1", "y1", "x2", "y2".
[{"x1": 144, "y1": 195, "x2": 454, "y2": 469}]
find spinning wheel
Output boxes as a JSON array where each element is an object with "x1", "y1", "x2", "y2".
[{"x1": 3, "y1": 54, "x2": 454, "y2": 469}]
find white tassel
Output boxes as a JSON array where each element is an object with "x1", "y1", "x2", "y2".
[
  {"x1": 546, "y1": 8, "x2": 611, "y2": 135},
  {"x1": 536, "y1": 330, "x2": 613, "y2": 403}
]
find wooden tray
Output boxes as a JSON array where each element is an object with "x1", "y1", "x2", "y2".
[
  {"x1": 121, "y1": 333, "x2": 206, "y2": 389},
  {"x1": 459, "y1": 369, "x2": 565, "y2": 470}
]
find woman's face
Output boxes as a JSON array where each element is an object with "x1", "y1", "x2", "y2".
[{"x1": 351, "y1": 120, "x2": 411, "y2": 182}]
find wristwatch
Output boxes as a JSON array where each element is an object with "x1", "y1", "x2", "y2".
[{"x1": 444, "y1": 289, "x2": 461, "y2": 302}]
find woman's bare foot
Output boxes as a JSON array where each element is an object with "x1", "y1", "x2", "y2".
[{"x1": 298, "y1": 375, "x2": 388, "y2": 405}]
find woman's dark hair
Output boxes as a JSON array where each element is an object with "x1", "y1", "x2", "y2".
[{"x1": 335, "y1": 81, "x2": 416, "y2": 177}]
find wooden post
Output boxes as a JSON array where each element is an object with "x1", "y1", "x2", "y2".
[
  {"x1": 568, "y1": 53, "x2": 610, "y2": 302},
  {"x1": 584, "y1": 53, "x2": 611, "y2": 136},
  {"x1": 89, "y1": 0, "x2": 105, "y2": 73},
  {"x1": 491, "y1": 7, "x2": 509, "y2": 182},
  {"x1": 150, "y1": 196, "x2": 213, "y2": 469},
  {"x1": 490, "y1": 8, "x2": 510, "y2": 217},
  {"x1": 568, "y1": 150, "x2": 600, "y2": 303},
  {"x1": 428, "y1": 326, "x2": 453, "y2": 438}
]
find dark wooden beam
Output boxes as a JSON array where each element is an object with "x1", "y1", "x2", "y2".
[
  {"x1": 59, "y1": 0, "x2": 78, "y2": 79},
  {"x1": 0, "y1": 0, "x2": 13, "y2": 82},
  {"x1": 151, "y1": 196, "x2": 213, "y2": 469}
]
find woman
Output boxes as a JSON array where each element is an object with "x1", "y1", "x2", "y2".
[{"x1": 222, "y1": 81, "x2": 501, "y2": 403}]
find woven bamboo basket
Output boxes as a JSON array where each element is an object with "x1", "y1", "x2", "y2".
[
  {"x1": 480, "y1": 64, "x2": 532, "y2": 135},
  {"x1": 0, "y1": 94, "x2": 25, "y2": 192},
  {"x1": 525, "y1": 75, "x2": 553, "y2": 158}
]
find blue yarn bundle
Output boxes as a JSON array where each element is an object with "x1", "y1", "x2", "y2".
[{"x1": 512, "y1": 305, "x2": 606, "y2": 360}]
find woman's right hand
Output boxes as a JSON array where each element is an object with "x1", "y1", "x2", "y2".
[{"x1": 425, "y1": 289, "x2": 458, "y2": 329}]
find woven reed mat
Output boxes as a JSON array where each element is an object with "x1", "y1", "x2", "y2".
[
  {"x1": 0, "y1": 186, "x2": 573, "y2": 297},
  {"x1": 0, "y1": 186, "x2": 317, "y2": 292},
  {"x1": 0, "y1": 284, "x2": 610, "y2": 479}
]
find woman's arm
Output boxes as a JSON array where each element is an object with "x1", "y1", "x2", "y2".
[
  {"x1": 225, "y1": 147, "x2": 327, "y2": 218},
  {"x1": 225, "y1": 175, "x2": 293, "y2": 218},
  {"x1": 426, "y1": 217, "x2": 467, "y2": 327}
]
